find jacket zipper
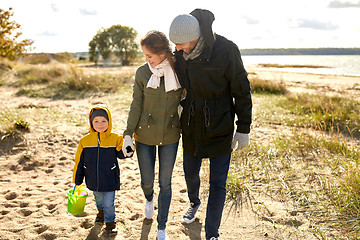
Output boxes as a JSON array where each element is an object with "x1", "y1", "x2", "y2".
[{"x1": 96, "y1": 132, "x2": 100, "y2": 192}]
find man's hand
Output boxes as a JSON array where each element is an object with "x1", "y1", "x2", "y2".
[
  {"x1": 122, "y1": 135, "x2": 135, "y2": 157},
  {"x1": 231, "y1": 132, "x2": 249, "y2": 151}
]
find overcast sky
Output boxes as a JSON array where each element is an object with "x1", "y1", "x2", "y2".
[{"x1": 2, "y1": 0, "x2": 360, "y2": 53}]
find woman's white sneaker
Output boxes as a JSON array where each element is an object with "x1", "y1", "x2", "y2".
[
  {"x1": 145, "y1": 198, "x2": 154, "y2": 219},
  {"x1": 157, "y1": 230, "x2": 169, "y2": 240}
]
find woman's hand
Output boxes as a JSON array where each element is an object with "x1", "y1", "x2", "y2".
[{"x1": 122, "y1": 135, "x2": 135, "y2": 157}]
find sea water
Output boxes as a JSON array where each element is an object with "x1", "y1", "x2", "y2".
[{"x1": 242, "y1": 55, "x2": 360, "y2": 77}]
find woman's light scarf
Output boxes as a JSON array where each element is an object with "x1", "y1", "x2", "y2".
[{"x1": 146, "y1": 59, "x2": 181, "y2": 92}]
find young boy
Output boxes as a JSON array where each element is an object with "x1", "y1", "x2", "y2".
[{"x1": 72, "y1": 104, "x2": 133, "y2": 235}]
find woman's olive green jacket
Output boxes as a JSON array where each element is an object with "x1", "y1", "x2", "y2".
[{"x1": 124, "y1": 63, "x2": 183, "y2": 145}]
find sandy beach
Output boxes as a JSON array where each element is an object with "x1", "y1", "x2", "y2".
[
  {"x1": 0, "y1": 67, "x2": 359, "y2": 240},
  {"x1": 247, "y1": 67, "x2": 360, "y2": 99}
]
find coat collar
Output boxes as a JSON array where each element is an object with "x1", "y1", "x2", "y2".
[{"x1": 190, "y1": 9, "x2": 216, "y2": 54}]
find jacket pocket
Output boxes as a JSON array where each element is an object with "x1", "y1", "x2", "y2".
[
  {"x1": 238, "y1": 72, "x2": 251, "y2": 95},
  {"x1": 203, "y1": 99, "x2": 234, "y2": 140},
  {"x1": 204, "y1": 110, "x2": 234, "y2": 140},
  {"x1": 168, "y1": 111, "x2": 180, "y2": 129},
  {"x1": 101, "y1": 163, "x2": 119, "y2": 187}
]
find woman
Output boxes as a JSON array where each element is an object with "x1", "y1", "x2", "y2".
[{"x1": 122, "y1": 30, "x2": 182, "y2": 240}]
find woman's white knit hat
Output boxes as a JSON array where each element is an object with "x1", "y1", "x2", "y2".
[{"x1": 169, "y1": 14, "x2": 201, "y2": 44}]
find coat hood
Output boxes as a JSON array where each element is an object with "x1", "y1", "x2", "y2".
[
  {"x1": 190, "y1": 9, "x2": 216, "y2": 50},
  {"x1": 88, "y1": 104, "x2": 112, "y2": 137}
]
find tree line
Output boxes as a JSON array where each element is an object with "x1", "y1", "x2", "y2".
[{"x1": 88, "y1": 25, "x2": 138, "y2": 66}]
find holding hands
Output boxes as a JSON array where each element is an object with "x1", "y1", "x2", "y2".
[{"x1": 122, "y1": 135, "x2": 135, "y2": 157}]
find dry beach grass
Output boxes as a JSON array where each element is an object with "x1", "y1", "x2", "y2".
[{"x1": 0, "y1": 57, "x2": 359, "y2": 239}]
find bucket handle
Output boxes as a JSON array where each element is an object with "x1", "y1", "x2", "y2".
[
  {"x1": 72, "y1": 185, "x2": 77, "y2": 195},
  {"x1": 72, "y1": 184, "x2": 84, "y2": 195}
]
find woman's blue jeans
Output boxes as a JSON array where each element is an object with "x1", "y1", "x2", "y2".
[
  {"x1": 135, "y1": 141, "x2": 179, "y2": 230},
  {"x1": 93, "y1": 191, "x2": 116, "y2": 223},
  {"x1": 183, "y1": 150, "x2": 231, "y2": 240}
]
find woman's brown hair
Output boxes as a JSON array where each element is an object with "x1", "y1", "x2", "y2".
[{"x1": 140, "y1": 30, "x2": 175, "y2": 70}]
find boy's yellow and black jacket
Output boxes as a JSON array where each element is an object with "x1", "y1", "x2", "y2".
[{"x1": 73, "y1": 105, "x2": 127, "y2": 192}]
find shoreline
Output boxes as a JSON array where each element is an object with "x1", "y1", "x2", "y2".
[
  {"x1": 242, "y1": 54, "x2": 360, "y2": 78},
  {"x1": 247, "y1": 65, "x2": 360, "y2": 78},
  {"x1": 247, "y1": 67, "x2": 360, "y2": 98}
]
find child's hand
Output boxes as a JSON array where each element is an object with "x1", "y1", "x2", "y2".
[{"x1": 126, "y1": 146, "x2": 134, "y2": 157}]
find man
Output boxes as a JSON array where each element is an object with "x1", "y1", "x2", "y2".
[{"x1": 169, "y1": 9, "x2": 252, "y2": 240}]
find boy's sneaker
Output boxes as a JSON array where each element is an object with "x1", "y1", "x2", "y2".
[
  {"x1": 95, "y1": 210, "x2": 104, "y2": 223},
  {"x1": 145, "y1": 197, "x2": 154, "y2": 219},
  {"x1": 181, "y1": 202, "x2": 200, "y2": 223},
  {"x1": 157, "y1": 230, "x2": 169, "y2": 240},
  {"x1": 209, "y1": 238, "x2": 218, "y2": 240},
  {"x1": 105, "y1": 221, "x2": 117, "y2": 236}
]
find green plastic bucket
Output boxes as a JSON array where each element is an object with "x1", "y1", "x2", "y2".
[{"x1": 67, "y1": 189, "x2": 88, "y2": 215}]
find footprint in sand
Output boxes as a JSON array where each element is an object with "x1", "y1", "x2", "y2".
[
  {"x1": 34, "y1": 224, "x2": 49, "y2": 234},
  {"x1": 1, "y1": 210, "x2": 10, "y2": 215},
  {"x1": 40, "y1": 232, "x2": 56, "y2": 240},
  {"x1": 48, "y1": 163, "x2": 56, "y2": 168},
  {"x1": 123, "y1": 165, "x2": 131, "y2": 170},
  {"x1": 5, "y1": 192, "x2": 17, "y2": 200},
  {"x1": 80, "y1": 219, "x2": 93, "y2": 229},
  {"x1": 4, "y1": 203, "x2": 17, "y2": 208},
  {"x1": 9, "y1": 165, "x2": 17, "y2": 171},
  {"x1": 47, "y1": 204, "x2": 58, "y2": 214},
  {"x1": 23, "y1": 163, "x2": 37, "y2": 171},
  {"x1": 23, "y1": 192, "x2": 32, "y2": 197},
  {"x1": 126, "y1": 175, "x2": 136, "y2": 181},
  {"x1": 20, "y1": 208, "x2": 33, "y2": 217},
  {"x1": 47, "y1": 204, "x2": 56, "y2": 211},
  {"x1": 20, "y1": 202, "x2": 29, "y2": 208},
  {"x1": 129, "y1": 213, "x2": 141, "y2": 221},
  {"x1": 179, "y1": 189, "x2": 187, "y2": 193}
]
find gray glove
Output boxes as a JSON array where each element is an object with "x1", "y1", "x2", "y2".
[
  {"x1": 231, "y1": 132, "x2": 249, "y2": 151},
  {"x1": 122, "y1": 135, "x2": 135, "y2": 157}
]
